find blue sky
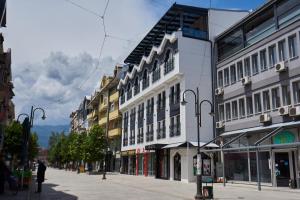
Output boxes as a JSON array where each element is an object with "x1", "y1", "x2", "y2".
[{"x1": 4, "y1": 0, "x2": 267, "y2": 125}]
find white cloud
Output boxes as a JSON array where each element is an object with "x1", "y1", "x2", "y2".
[{"x1": 7, "y1": 0, "x2": 165, "y2": 125}]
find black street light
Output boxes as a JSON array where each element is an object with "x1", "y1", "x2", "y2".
[{"x1": 181, "y1": 87, "x2": 214, "y2": 200}]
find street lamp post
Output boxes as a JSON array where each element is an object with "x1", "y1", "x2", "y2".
[{"x1": 181, "y1": 87, "x2": 214, "y2": 200}]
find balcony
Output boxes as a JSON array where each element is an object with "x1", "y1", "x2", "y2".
[
  {"x1": 123, "y1": 137, "x2": 128, "y2": 146},
  {"x1": 87, "y1": 110, "x2": 97, "y2": 120},
  {"x1": 142, "y1": 78, "x2": 149, "y2": 90},
  {"x1": 120, "y1": 95, "x2": 125, "y2": 104},
  {"x1": 129, "y1": 135, "x2": 135, "y2": 145},
  {"x1": 110, "y1": 91, "x2": 119, "y2": 102},
  {"x1": 164, "y1": 58, "x2": 174, "y2": 75},
  {"x1": 99, "y1": 116, "x2": 107, "y2": 126},
  {"x1": 108, "y1": 127, "x2": 121, "y2": 138},
  {"x1": 157, "y1": 126, "x2": 166, "y2": 140},
  {"x1": 146, "y1": 131, "x2": 154, "y2": 142},
  {"x1": 157, "y1": 108, "x2": 166, "y2": 121},
  {"x1": 109, "y1": 109, "x2": 119, "y2": 120},
  {"x1": 99, "y1": 101, "x2": 108, "y2": 112}
]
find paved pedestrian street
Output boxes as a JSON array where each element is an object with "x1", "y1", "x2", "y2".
[{"x1": 3, "y1": 168, "x2": 296, "y2": 200}]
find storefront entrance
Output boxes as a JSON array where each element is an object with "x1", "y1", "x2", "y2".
[
  {"x1": 275, "y1": 152, "x2": 291, "y2": 187},
  {"x1": 174, "y1": 153, "x2": 181, "y2": 181},
  {"x1": 156, "y1": 149, "x2": 170, "y2": 179}
]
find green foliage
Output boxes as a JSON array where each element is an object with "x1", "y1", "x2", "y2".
[
  {"x1": 28, "y1": 132, "x2": 39, "y2": 161},
  {"x1": 3, "y1": 121, "x2": 23, "y2": 159},
  {"x1": 48, "y1": 125, "x2": 107, "y2": 167}
]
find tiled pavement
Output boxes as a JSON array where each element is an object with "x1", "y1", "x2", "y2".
[{"x1": 1, "y1": 168, "x2": 300, "y2": 200}]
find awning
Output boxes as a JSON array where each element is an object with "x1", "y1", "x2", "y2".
[
  {"x1": 145, "y1": 144, "x2": 166, "y2": 150},
  {"x1": 220, "y1": 121, "x2": 300, "y2": 137},
  {"x1": 162, "y1": 141, "x2": 219, "y2": 149},
  {"x1": 162, "y1": 142, "x2": 184, "y2": 149}
]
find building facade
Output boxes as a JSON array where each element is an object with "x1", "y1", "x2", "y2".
[
  {"x1": 70, "y1": 96, "x2": 90, "y2": 133},
  {"x1": 215, "y1": 0, "x2": 300, "y2": 188},
  {"x1": 118, "y1": 4, "x2": 247, "y2": 182}
]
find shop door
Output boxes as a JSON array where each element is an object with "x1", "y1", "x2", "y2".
[
  {"x1": 174, "y1": 153, "x2": 181, "y2": 181},
  {"x1": 275, "y1": 152, "x2": 290, "y2": 187}
]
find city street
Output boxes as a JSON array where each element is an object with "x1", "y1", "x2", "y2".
[{"x1": 18, "y1": 168, "x2": 300, "y2": 200}]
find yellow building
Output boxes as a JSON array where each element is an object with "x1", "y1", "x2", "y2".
[{"x1": 89, "y1": 65, "x2": 123, "y2": 172}]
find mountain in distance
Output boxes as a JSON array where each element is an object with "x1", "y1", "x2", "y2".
[{"x1": 32, "y1": 125, "x2": 69, "y2": 148}]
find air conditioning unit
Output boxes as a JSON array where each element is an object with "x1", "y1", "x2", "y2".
[
  {"x1": 216, "y1": 121, "x2": 225, "y2": 129},
  {"x1": 278, "y1": 106, "x2": 290, "y2": 116},
  {"x1": 259, "y1": 113, "x2": 271, "y2": 123},
  {"x1": 215, "y1": 88, "x2": 224, "y2": 96},
  {"x1": 275, "y1": 61, "x2": 287, "y2": 72},
  {"x1": 241, "y1": 76, "x2": 251, "y2": 86},
  {"x1": 289, "y1": 106, "x2": 300, "y2": 117}
]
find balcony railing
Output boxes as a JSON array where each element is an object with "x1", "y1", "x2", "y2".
[
  {"x1": 169, "y1": 123, "x2": 181, "y2": 137},
  {"x1": 137, "y1": 134, "x2": 144, "y2": 144},
  {"x1": 146, "y1": 131, "x2": 154, "y2": 142},
  {"x1": 142, "y1": 78, "x2": 149, "y2": 90},
  {"x1": 129, "y1": 135, "x2": 135, "y2": 145},
  {"x1": 152, "y1": 69, "x2": 160, "y2": 83}
]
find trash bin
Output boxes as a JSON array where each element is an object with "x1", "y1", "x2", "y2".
[
  {"x1": 203, "y1": 186, "x2": 213, "y2": 199},
  {"x1": 289, "y1": 179, "x2": 296, "y2": 189}
]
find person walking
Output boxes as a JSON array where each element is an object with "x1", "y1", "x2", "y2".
[{"x1": 36, "y1": 160, "x2": 46, "y2": 193}]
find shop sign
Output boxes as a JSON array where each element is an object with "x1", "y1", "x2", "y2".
[{"x1": 273, "y1": 131, "x2": 295, "y2": 144}]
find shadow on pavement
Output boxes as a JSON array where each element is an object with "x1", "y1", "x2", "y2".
[{"x1": 30, "y1": 183, "x2": 78, "y2": 200}]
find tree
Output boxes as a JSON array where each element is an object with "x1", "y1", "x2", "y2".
[
  {"x1": 3, "y1": 121, "x2": 23, "y2": 161},
  {"x1": 28, "y1": 132, "x2": 39, "y2": 161},
  {"x1": 86, "y1": 125, "x2": 107, "y2": 163}
]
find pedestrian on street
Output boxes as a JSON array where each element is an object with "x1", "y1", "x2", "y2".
[{"x1": 36, "y1": 160, "x2": 46, "y2": 193}]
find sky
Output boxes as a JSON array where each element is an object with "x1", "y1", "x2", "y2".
[{"x1": 2, "y1": 0, "x2": 266, "y2": 126}]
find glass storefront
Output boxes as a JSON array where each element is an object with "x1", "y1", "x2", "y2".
[
  {"x1": 225, "y1": 152, "x2": 249, "y2": 181},
  {"x1": 147, "y1": 153, "x2": 155, "y2": 176},
  {"x1": 138, "y1": 154, "x2": 143, "y2": 175},
  {"x1": 156, "y1": 149, "x2": 169, "y2": 179}
]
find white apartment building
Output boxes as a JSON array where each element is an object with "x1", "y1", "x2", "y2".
[{"x1": 118, "y1": 4, "x2": 248, "y2": 182}]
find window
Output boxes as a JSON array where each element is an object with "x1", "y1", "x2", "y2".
[
  {"x1": 219, "y1": 104, "x2": 224, "y2": 121},
  {"x1": 292, "y1": 80, "x2": 300, "y2": 104},
  {"x1": 127, "y1": 83, "x2": 132, "y2": 100},
  {"x1": 246, "y1": 96, "x2": 253, "y2": 116},
  {"x1": 170, "y1": 115, "x2": 180, "y2": 137},
  {"x1": 244, "y1": 57, "x2": 251, "y2": 76},
  {"x1": 277, "y1": 0, "x2": 300, "y2": 29},
  {"x1": 224, "y1": 68, "x2": 230, "y2": 86},
  {"x1": 157, "y1": 91, "x2": 166, "y2": 111},
  {"x1": 269, "y1": 45, "x2": 277, "y2": 67},
  {"x1": 170, "y1": 83, "x2": 180, "y2": 105},
  {"x1": 278, "y1": 40, "x2": 286, "y2": 62},
  {"x1": 232, "y1": 100, "x2": 238, "y2": 119},
  {"x1": 134, "y1": 77, "x2": 140, "y2": 95},
  {"x1": 164, "y1": 49, "x2": 174, "y2": 74},
  {"x1": 288, "y1": 34, "x2": 297, "y2": 58},
  {"x1": 239, "y1": 98, "x2": 245, "y2": 118},
  {"x1": 282, "y1": 85, "x2": 291, "y2": 106},
  {"x1": 271, "y1": 87, "x2": 281, "y2": 109},
  {"x1": 230, "y1": 65, "x2": 237, "y2": 84},
  {"x1": 152, "y1": 60, "x2": 160, "y2": 83},
  {"x1": 252, "y1": 54, "x2": 259, "y2": 75},
  {"x1": 225, "y1": 103, "x2": 231, "y2": 121},
  {"x1": 217, "y1": 28, "x2": 243, "y2": 61},
  {"x1": 218, "y1": 71, "x2": 223, "y2": 87},
  {"x1": 262, "y1": 90, "x2": 271, "y2": 111},
  {"x1": 142, "y1": 70, "x2": 149, "y2": 90},
  {"x1": 237, "y1": 61, "x2": 243, "y2": 81},
  {"x1": 254, "y1": 93, "x2": 262, "y2": 113},
  {"x1": 260, "y1": 49, "x2": 267, "y2": 71}
]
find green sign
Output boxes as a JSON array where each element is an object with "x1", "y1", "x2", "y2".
[{"x1": 273, "y1": 131, "x2": 295, "y2": 144}]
